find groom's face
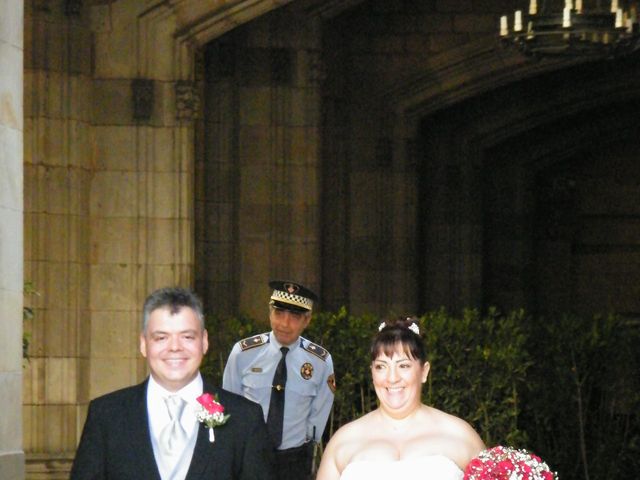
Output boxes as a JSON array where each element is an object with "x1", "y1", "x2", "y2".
[{"x1": 140, "y1": 305, "x2": 209, "y2": 392}]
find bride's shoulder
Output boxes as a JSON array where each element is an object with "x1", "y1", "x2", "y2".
[
  {"x1": 422, "y1": 405, "x2": 485, "y2": 458},
  {"x1": 420, "y1": 406, "x2": 483, "y2": 445},
  {"x1": 332, "y1": 411, "x2": 376, "y2": 440},
  {"x1": 325, "y1": 411, "x2": 379, "y2": 456},
  {"x1": 425, "y1": 405, "x2": 474, "y2": 428}
]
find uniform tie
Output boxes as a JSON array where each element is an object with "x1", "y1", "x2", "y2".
[
  {"x1": 159, "y1": 395, "x2": 187, "y2": 456},
  {"x1": 267, "y1": 346, "x2": 289, "y2": 448}
]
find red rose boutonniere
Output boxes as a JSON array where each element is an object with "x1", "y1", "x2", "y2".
[
  {"x1": 464, "y1": 446, "x2": 558, "y2": 480},
  {"x1": 196, "y1": 393, "x2": 230, "y2": 443}
]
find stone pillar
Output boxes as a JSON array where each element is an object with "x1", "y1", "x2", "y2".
[
  {"x1": 196, "y1": 11, "x2": 323, "y2": 320},
  {"x1": 0, "y1": 0, "x2": 25, "y2": 478},
  {"x1": 22, "y1": 2, "x2": 93, "y2": 475},
  {"x1": 89, "y1": 1, "x2": 194, "y2": 401}
]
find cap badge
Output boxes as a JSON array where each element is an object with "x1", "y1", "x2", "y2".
[
  {"x1": 284, "y1": 283, "x2": 299, "y2": 294},
  {"x1": 300, "y1": 362, "x2": 314, "y2": 380}
]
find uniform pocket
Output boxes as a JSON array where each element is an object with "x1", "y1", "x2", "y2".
[{"x1": 241, "y1": 371, "x2": 272, "y2": 403}]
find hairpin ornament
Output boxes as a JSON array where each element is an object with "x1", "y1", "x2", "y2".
[{"x1": 378, "y1": 321, "x2": 420, "y2": 335}]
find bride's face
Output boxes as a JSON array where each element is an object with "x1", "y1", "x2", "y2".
[{"x1": 371, "y1": 343, "x2": 429, "y2": 417}]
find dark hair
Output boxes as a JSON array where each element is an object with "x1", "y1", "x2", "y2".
[
  {"x1": 142, "y1": 287, "x2": 204, "y2": 332},
  {"x1": 370, "y1": 316, "x2": 426, "y2": 363}
]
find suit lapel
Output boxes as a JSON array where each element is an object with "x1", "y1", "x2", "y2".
[
  {"x1": 185, "y1": 418, "x2": 214, "y2": 478},
  {"x1": 185, "y1": 382, "x2": 223, "y2": 479},
  {"x1": 127, "y1": 380, "x2": 163, "y2": 480}
]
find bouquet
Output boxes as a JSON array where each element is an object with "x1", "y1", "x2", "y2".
[{"x1": 464, "y1": 446, "x2": 557, "y2": 480}]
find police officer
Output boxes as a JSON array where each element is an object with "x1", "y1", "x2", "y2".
[{"x1": 223, "y1": 280, "x2": 335, "y2": 480}]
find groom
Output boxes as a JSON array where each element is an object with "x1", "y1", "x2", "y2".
[{"x1": 70, "y1": 287, "x2": 274, "y2": 480}]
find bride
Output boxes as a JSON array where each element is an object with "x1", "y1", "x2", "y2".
[{"x1": 316, "y1": 317, "x2": 485, "y2": 480}]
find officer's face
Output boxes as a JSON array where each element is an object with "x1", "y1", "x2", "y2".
[
  {"x1": 140, "y1": 306, "x2": 208, "y2": 392},
  {"x1": 269, "y1": 306, "x2": 311, "y2": 346}
]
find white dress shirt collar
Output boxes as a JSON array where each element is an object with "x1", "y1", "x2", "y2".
[{"x1": 147, "y1": 374, "x2": 203, "y2": 440}]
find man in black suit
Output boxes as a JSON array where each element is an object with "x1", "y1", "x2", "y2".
[{"x1": 70, "y1": 287, "x2": 274, "y2": 480}]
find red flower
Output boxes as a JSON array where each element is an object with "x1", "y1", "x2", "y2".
[
  {"x1": 497, "y1": 460, "x2": 514, "y2": 476},
  {"x1": 197, "y1": 392, "x2": 225, "y2": 415},
  {"x1": 463, "y1": 446, "x2": 557, "y2": 480}
]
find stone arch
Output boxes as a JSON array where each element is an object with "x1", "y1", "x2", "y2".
[{"x1": 382, "y1": 38, "x2": 640, "y2": 313}]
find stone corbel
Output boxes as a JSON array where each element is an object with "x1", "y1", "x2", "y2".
[
  {"x1": 308, "y1": 50, "x2": 325, "y2": 86},
  {"x1": 64, "y1": 0, "x2": 82, "y2": 16},
  {"x1": 34, "y1": 0, "x2": 51, "y2": 13},
  {"x1": 132, "y1": 79, "x2": 154, "y2": 122},
  {"x1": 175, "y1": 80, "x2": 201, "y2": 120}
]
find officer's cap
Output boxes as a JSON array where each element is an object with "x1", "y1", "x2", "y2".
[{"x1": 269, "y1": 280, "x2": 318, "y2": 313}]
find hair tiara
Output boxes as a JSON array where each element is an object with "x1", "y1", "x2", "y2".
[{"x1": 378, "y1": 319, "x2": 420, "y2": 335}]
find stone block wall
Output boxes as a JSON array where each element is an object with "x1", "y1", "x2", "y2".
[
  {"x1": 0, "y1": 0, "x2": 25, "y2": 478},
  {"x1": 195, "y1": 8, "x2": 323, "y2": 321},
  {"x1": 17, "y1": 1, "x2": 640, "y2": 479},
  {"x1": 22, "y1": 1, "x2": 92, "y2": 474}
]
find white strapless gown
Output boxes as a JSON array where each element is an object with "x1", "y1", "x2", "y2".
[{"x1": 340, "y1": 455, "x2": 463, "y2": 480}]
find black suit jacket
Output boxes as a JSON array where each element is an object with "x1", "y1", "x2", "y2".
[{"x1": 70, "y1": 378, "x2": 275, "y2": 480}]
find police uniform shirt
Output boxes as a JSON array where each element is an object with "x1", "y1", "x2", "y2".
[{"x1": 222, "y1": 332, "x2": 335, "y2": 450}]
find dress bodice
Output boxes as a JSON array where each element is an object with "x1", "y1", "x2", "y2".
[{"x1": 340, "y1": 455, "x2": 463, "y2": 480}]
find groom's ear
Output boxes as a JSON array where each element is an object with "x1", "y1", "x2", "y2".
[
  {"x1": 421, "y1": 361, "x2": 430, "y2": 383},
  {"x1": 202, "y1": 328, "x2": 209, "y2": 355},
  {"x1": 139, "y1": 333, "x2": 148, "y2": 358}
]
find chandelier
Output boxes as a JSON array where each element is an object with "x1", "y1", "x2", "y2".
[{"x1": 499, "y1": 0, "x2": 640, "y2": 58}]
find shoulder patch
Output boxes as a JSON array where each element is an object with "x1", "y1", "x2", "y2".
[
  {"x1": 303, "y1": 341, "x2": 329, "y2": 361},
  {"x1": 240, "y1": 334, "x2": 268, "y2": 352}
]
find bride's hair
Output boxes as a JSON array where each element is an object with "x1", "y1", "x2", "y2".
[{"x1": 370, "y1": 316, "x2": 426, "y2": 363}]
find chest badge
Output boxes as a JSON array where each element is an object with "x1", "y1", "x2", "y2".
[{"x1": 300, "y1": 362, "x2": 314, "y2": 380}]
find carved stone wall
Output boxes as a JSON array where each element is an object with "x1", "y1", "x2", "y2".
[
  {"x1": 15, "y1": 0, "x2": 640, "y2": 479},
  {"x1": 417, "y1": 60, "x2": 640, "y2": 316},
  {"x1": 195, "y1": 8, "x2": 323, "y2": 320},
  {"x1": 0, "y1": 2, "x2": 25, "y2": 478},
  {"x1": 22, "y1": 1, "x2": 92, "y2": 476}
]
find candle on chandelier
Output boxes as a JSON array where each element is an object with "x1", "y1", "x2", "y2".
[
  {"x1": 514, "y1": 10, "x2": 523, "y2": 31},
  {"x1": 611, "y1": 0, "x2": 618, "y2": 13},
  {"x1": 575, "y1": 0, "x2": 583, "y2": 13},
  {"x1": 529, "y1": 0, "x2": 537, "y2": 15},
  {"x1": 615, "y1": 8, "x2": 623, "y2": 27},
  {"x1": 500, "y1": 15, "x2": 508, "y2": 36},
  {"x1": 563, "y1": 7, "x2": 571, "y2": 27}
]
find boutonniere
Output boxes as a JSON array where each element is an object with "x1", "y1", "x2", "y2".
[{"x1": 195, "y1": 393, "x2": 230, "y2": 443}]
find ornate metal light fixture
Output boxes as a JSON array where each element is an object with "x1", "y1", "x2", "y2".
[{"x1": 499, "y1": 0, "x2": 640, "y2": 58}]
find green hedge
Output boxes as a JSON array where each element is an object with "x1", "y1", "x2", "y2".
[
  {"x1": 521, "y1": 313, "x2": 640, "y2": 480},
  {"x1": 202, "y1": 308, "x2": 640, "y2": 480}
]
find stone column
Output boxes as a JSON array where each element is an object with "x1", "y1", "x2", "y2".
[
  {"x1": 22, "y1": 2, "x2": 92, "y2": 475},
  {"x1": 196, "y1": 11, "x2": 323, "y2": 320},
  {"x1": 0, "y1": 0, "x2": 25, "y2": 478}
]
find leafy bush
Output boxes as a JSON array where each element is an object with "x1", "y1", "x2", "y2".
[
  {"x1": 23, "y1": 281, "x2": 40, "y2": 361},
  {"x1": 304, "y1": 308, "x2": 381, "y2": 437},
  {"x1": 521, "y1": 313, "x2": 640, "y2": 480},
  {"x1": 420, "y1": 308, "x2": 531, "y2": 447},
  {"x1": 201, "y1": 307, "x2": 640, "y2": 480},
  {"x1": 201, "y1": 312, "x2": 259, "y2": 386}
]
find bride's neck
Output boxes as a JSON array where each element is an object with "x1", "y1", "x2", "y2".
[{"x1": 378, "y1": 404, "x2": 423, "y2": 426}]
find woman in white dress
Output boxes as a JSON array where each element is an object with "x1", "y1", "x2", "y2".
[{"x1": 316, "y1": 318, "x2": 485, "y2": 480}]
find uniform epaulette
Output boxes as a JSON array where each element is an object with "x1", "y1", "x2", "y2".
[
  {"x1": 303, "y1": 341, "x2": 329, "y2": 361},
  {"x1": 239, "y1": 334, "x2": 269, "y2": 352}
]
